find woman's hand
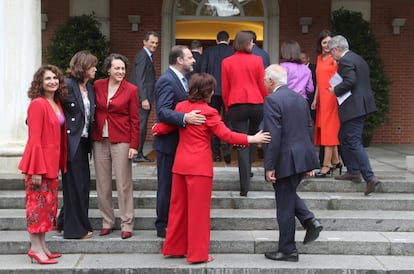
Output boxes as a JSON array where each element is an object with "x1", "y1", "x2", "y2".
[
  {"x1": 128, "y1": 148, "x2": 138, "y2": 159},
  {"x1": 311, "y1": 100, "x2": 317, "y2": 110},
  {"x1": 248, "y1": 130, "x2": 271, "y2": 144},
  {"x1": 31, "y1": 174, "x2": 42, "y2": 185}
]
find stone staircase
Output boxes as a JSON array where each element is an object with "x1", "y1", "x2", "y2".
[{"x1": 1, "y1": 158, "x2": 414, "y2": 273}]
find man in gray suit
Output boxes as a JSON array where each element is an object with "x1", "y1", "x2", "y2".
[
  {"x1": 328, "y1": 35, "x2": 380, "y2": 195},
  {"x1": 130, "y1": 31, "x2": 159, "y2": 162},
  {"x1": 263, "y1": 64, "x2": 322, "y2": 262}
]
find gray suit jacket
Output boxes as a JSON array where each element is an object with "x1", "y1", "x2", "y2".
[
  {"x1": 334, "y1": 50, "x2": 377, "y2": 122},
  {"x1": 263, "y1": 85, "x2": 319, "y2": 180},
  {"x1": 130, "y1": 48, "x2": 156, "y2": 103}
]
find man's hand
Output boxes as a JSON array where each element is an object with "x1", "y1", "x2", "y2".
[
  {"x1": 141, "y1": 99, "x2": 150, "y2": 110},
  {"x1": 184, "y1": 110, "x2": 206, "y2": 125},
  {"x1": 265, "y1": 170, "x2": 276, "y2": 184}
]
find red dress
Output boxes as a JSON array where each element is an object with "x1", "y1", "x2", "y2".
[
  {"x1": 18, "y1": 97, "x2": 67, "y2": 233},
  {"x1": 314, "y1": 54, "x2": 340, "y2": 146}
]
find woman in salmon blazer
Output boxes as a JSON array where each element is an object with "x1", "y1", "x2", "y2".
[
  {"x1": 19, "y1": 64, "x2": 68, "y2": 264},
  {"x1": 93, "y1": 53, "x2": 139, "y2": 240},
  {"x1": 153, "y1": 73, "x2": 270, "y2": 263}
]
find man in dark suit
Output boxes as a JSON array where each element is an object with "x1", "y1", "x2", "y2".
[
  {"x1": 188, "y1": 40, "x2": 203, "y2": 77},
  {"x1": 153, "y1": 45, "x2": 206, "y2": 238},
  {"x1": 328, "y1": 35, "x2": 380, "y2": 195},
  {"x1": 200, "y1": 30, "x2": 234, "y2": 163},
  {"x1": 130, "y1": 31, "x2": 159, "y2": 162},
  {"x1": 248, "y1": 30, "x2": 270, "y2": 68},
  {"x1": 263, "y1": 64, "x2": 322, "y2": 262}
]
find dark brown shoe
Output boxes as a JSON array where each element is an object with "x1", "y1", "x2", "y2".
[
  {"x1": 365, "y1": 177, "x2": 381, "y2": 196},
  {"x1": 334, "y1": 173, "x2": 362, "y2": 183}
]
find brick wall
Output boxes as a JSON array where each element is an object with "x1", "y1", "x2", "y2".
[{"x1": 40, "y1": 0, "x2": 414, "y2": 144}]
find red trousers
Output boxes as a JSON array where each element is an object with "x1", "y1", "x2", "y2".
[{"x1": 162, "y1": 173, "x2": 212, "y2": 263}]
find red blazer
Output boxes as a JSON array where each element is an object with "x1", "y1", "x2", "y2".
[
  {"x1": 221, "y1": 52, "x2": 268, "y2": 111},
  {"x1": 19, "y1": 97, "x2": 67, "y2": 179},
  {"x1": 152, "y1": 101, "x2": 249, "y2": 177},
  {"x1": 93, "y1": 78, "x2": 140, "y2": 149}
]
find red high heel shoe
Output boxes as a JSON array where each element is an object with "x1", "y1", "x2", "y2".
[
  {"x1": 46, "y1": 252, "x2": 62, "y2": 259},
  {"x1": 28, "y1": 249, "x2": 58, "y2": 264}
]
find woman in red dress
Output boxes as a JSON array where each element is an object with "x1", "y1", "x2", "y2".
[
  {"x1": 153, "y1": 73, "x2": 270, "y2": 263},
  {"x1": 19, "y1": 64, "x2": 68, "y2": 264},
  {"x1": 311, "y1": 30, "x2": 342, "y2": 176}
]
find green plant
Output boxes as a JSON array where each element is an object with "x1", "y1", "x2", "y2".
[
  {"x1": 331, "y1": 8, "x2": 391, "y2": 145},
  {"x1": 45, "y1": 14, "x2": 110, "y2": 79}
]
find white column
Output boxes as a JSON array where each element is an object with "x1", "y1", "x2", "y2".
[{"x1": 0, "y1": 0, "x2": 41, "y2": 173}]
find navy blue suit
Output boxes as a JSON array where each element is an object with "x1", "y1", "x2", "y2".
[
  {"x1": 200, "y1": 42, "x2": 234, "y2": 158},
  {"x1": 334, "y1": 50, "x2": 377, "y2": 182},
  {"x1": 57, "y1": 77, "x2": 95, "y2": 239},
  {"x1": 264, "y1": 85, "x2": 319, "y2": 254},
  {"x1": 153, "y1": 67, "x2": 187, "y2": 232},
  {"x1": 252, "y1": 44, "x2": 270, "y2": 68}
]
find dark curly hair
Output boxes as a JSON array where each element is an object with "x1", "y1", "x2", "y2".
[
  {"x1": 187, "y1": 73, "x2": 217, "y2": 103},
  {"x1": 102, "y1": 53, "x2": 129, "y2": 75},
  {"x1": 27, "y1": 64, "x2": 68, "y2": 101},
  {"x1": 67, "y1": 50, "x2": 98, "y2": 81}
]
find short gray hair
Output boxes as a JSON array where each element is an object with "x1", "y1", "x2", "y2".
[
  {"x1": 265, "y1": 64, "x2": 287, "y2": 86},
  {"x1": 328, "y1": 35, "x2": 349, "y2": 51}
]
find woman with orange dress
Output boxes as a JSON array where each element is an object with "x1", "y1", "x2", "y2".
[
  {"x1": 311, "y1": 30, "x2": 342, "y2": 177},
  {"x1": 19, "y1": 64, "x2": 68, "y2": 264}
]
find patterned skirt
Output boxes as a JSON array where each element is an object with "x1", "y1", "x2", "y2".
[{"x1": 25, "y1": 175, "x2": 59, "y2": 233}]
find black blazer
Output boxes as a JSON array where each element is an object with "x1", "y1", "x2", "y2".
[
  {"x1": 263, "y1": 86, "x2": 319, "y2": 179},
  {"x1": 153, "y1": 68, "x2": 187, "y2": 155},
  {"x1": 200, "y1": 43, "x2": 234, "y2": 96},
  {"x1": 130, "y1": 48, "x2": 156, "y2": 103},
  {"x1": 334, "y1": 50, "x2": 377, "y2": 122},
  {"x1": 63, "y1": 77, "x2": 95, "y2": 162}
]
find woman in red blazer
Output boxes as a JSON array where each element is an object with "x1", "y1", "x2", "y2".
[
  {"x1": 19, "y1": 64, "x2": 68, "y2": 264},
  {"x1": 93, "y1": 54, "x2": 139, "y2": 240},
  {"x1": 221, "y1": 30, "x2": 268, "y2": 197},
  {"x1": 153, "y1": 73, "x2": 270, "y2": 263}
]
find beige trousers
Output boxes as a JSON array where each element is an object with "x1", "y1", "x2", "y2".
[{"x1": 93, "y1": 138, "x2": 135, "y2": 232}]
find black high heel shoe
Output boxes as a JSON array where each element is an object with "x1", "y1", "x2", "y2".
[
  {"x1": 331, "y1": 162, "x2": 343, "y2": 175},
  {"x1": 315, "y1": 166, "x2": 332, "y2": 178}
]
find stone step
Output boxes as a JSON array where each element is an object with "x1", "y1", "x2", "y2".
[
  {"x1": 0, "y1": 253, "x2": 413, "y2": 274},
  {"x1": 2, "y1": 176, "x2": 414, "y2": 193},
  {"x1": 1, "y1": 230, "x2": 414, "y2": 256},
  {"x1": 2, "y1": 208, "x2": 414, "y2": 232},
  {"x1": 2, "y1": 190, "x2": 414, "y2": 211}
]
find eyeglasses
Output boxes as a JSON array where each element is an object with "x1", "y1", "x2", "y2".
[{"x1": 329, "y1": 47, "x2": 337, "y2": 53}]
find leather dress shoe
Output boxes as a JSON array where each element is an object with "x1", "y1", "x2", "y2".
[
  {"x1": 365, "y1": 177, "x2": 381, "y2": 196},
  {"x1": 240, "y1": 191, "x2": 248, "y2": 197},
  {"x1": 303, "y1": 218, "x2": 323, "y2": 244},
  {"x1": 133, "y1": 154, "x2": 153, "y2": 163},
  {"x1": 121, "y1": 231, "x2": 132, "y2": 239},
  {"x1": 334, "y1": 173, "x2": 362, "y2": 183},
  {"x1": 157, "y1": 230, "x2": 166, "y2": 238},
  {"x1": 99, "y1": 228, "x2": 112, "y2": 236},
  {"x1": 264, "y1": 250, "x2": 299, "y2": 262},
  {"x1": 222, "y1": 144, "x2": 231, "y2": 164}
]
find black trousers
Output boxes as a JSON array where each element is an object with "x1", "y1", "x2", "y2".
[
  {"x1": 228, "y1": 103, "x2": 263, "y2": 193},
  {"x1": 138, "y1": 106, "x2": 151, "y2": 155},
  {"x1": 209, "y1": 95, "x2": 231, "y2": 157},
  {"x1": 57, "y1": 139, "x2": 92, "y2": 239}
]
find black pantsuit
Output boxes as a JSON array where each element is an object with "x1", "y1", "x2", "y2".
[{"x1": 57, "y1": 138, "x2": 93, "y2": 238}]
